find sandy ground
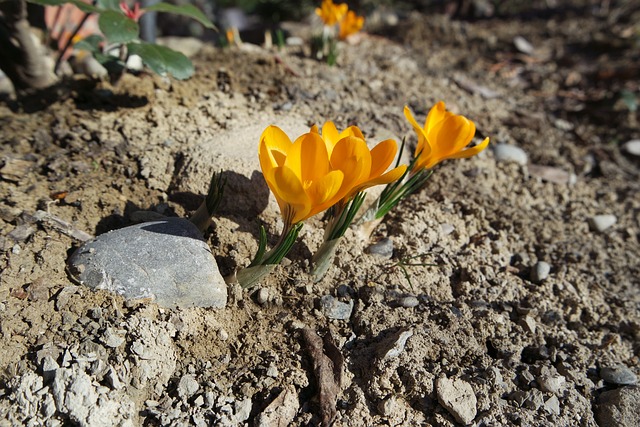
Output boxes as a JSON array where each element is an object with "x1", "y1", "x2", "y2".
[{"x1": 0, "y1": 2, "x2": 639, "y2": 426}]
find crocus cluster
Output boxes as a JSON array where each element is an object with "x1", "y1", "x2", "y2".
[
  {"x1": 234, "y1": 101, "x2": 489, "y2": 287},
  {"x1": 313, "y1": 0, "x2": 364, "y2": 65}
]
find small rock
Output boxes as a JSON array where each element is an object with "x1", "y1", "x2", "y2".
[
  {"x1": 234, "y1": 398, "x2": 252, "y2": 423},
  {"x1": 256, "y1": 288, "x2": 269, "y2": 305},
  {"x1": 366, "y1": 237, "x2": 394, "y2": 259},
  {"x1": 538, "y1": 371, "x2": 565, "y2": 394},
  {"x1": 622, "y1": 139, "x2": 640, "y2": 156},
  {"x1": 523, "y1": 389, "x2": 544, "y2": 411},
  {"x1": 396, "y1": 296, "x2": 419, "y2": 308},
  {"x1": 493, "y1": 144, "x2": 528, "y2": 165},
  {"x1": 520, "y1": 316, "x2": 536, "y2": 334},
  {"x1": 102, "y1": 328, "x2": 125, "y2": 348},
  {"x1": 531, "y1": 261, "x2": 551, "y2": 283},
  {"x1": 377, "y1": 328, "x2": 413, "y2": 360},
  {"x1": 218, "y1": 328, "x2": 229, "y2": 341},
  {"x1": 595, "y1": 385, "x2": 640, "y2": 427},
  {"x1": 513, "y1": 36, "x2": 534, "y2": 54},
  {"x1": 600, "y1": 366, "x2": 637, "y2": 385},
  {"x1": 41, "y1": 355, "x2": 59, "y2": 381},
  {"x1": 436, "y1": 376, "x2": 477, "y2": 425},
  {"x1": 543, "y1": 395, "x2": 560, "y2": 415},
  {"x1": 8, "y1": 224, "x2": 35, "y2": 242},
  {"x1": 590, "y1": 215, "x2": 617, "y2": 233},
  {"x1": 440, "y1": 224, "x2": 455, "y2": 235},
  {"x1": 319, "y1": 295, "x2": 353, "y2": 320},
  {"x1": 67, "y1": 218, "x2": 227, "y2": 309},
  {"x1": 178, "y1": 374, "x2": 200, "y2": 399}
]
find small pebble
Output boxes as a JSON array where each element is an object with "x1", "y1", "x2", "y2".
[
  {"x1": 513, "y1": 36, "x2": 534, "y2": 54},
  {"x1": 543, "y1": 395, "x2": 560, "y2": 415},
  {"x1": 590, "y1": 215, "x2": 617, "y2": 232},
  {"x1": 538, "y1": 372, "x2": 565, "y2": 394},
  {"x1": 493, "y1": 144, "x2": 528, "y2": 165},
  {"x1": 177, "y1": 374, "x2": 200, "y2": 399},
  {"x1": 622, "y1": 139, "x2": 640, "y2": 156},
  {"x1": 319, "y1": 295, "x2": 353, "y2": 320},
  {"x1": 436, "y1": 376, "x2": 477, "y2": 425},
  {"x1": 600, "y1": 365, "x2": 637, "y2": 385},
  {"x1": 397, "y1": 296, "x2": 419, "y2": 308},
  {"x1": 531, "y1": 261, "x2": 551, "y2": 283},
  {"x1": 366, "y1": 237, "x2": 394, "y2": 259},
  {"x1": 595, "y1": 386, "x2": 640, "y2": 427},
  {"x1": 218, "y1": 328, "x2": 229, "y2": 341},
  {"x1": 440, "y1": 224, "x2": 455, "y2": 235},
  {"x1": 256, "y1": 288, "x2": 269, "y2": 305}
]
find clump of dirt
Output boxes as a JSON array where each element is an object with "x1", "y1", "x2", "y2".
[{"x1": 1, "y1": 2, "x2": 639, "y2": 426}]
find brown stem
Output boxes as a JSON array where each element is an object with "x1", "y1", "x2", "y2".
[{"x1": 0, "y1": 0, "x2": 57, "y2": 91}]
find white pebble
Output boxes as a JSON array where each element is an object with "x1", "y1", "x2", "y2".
[
  {"x1": 493, "y1": 144, "x2": 528, "y2": 165},
  {"x1": 622, "y1": 139, "x2": 640, "y2": 156},
  {"x1": 590, "y1": 215, "x2": 617, "y2": 232}
]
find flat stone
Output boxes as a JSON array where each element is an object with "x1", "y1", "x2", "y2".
[
  {"x1": 531, "y1": 261, "x2": 551, "y2": 283},
  {"x1": 177, "y1": 374, "x2": 200, "y2": 399},
  {"x1": 436, "y1": 376, "x2": 477, "y2": 425},
  {"x1": 590, "y1": 215, "x2": 617, "y2": 233},
  {"x1": 543, "y1": 395, "x2": 560, "y2": 415},
  {"x1": 493, "y1": 144, "x2": 528, "y2": 165},
  {"x1": 600, "y1": 365, "x2": 637, "y2": 385},
  {"x1": 67, "y1": 218, "x2": 227, "y2": 309},
  {"x1": 365, "y1": 237, "x2": 394, "y2": 259},
  {"x1": 595, "y1": 385, "x2": 640, "y2": 427},
  {"x1": 319, "y1": 295, "x2": 353, "y2": 320}
]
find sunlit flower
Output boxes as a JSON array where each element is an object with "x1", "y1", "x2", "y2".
[
  {"x1": 316, "y1": 0, "x2": 348, "y2": 26},
  {"x1": 120, "y1": 1, "x2": 144, "y2": 22},
  {"x1": 404, "y1": 101, "x2": 489, "y2": 172},
  {"x1": 259, "y1": 126, "x2": 346, "y2": 225},
  {"x1": 313, "y1": 122, "x2": 406, "y2": 201},
  {"x1": 339, "y1": 10, "x2": 364, "y2": 40}
]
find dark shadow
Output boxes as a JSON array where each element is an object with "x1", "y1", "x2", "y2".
[
  {"x1": 2, "y1": 77, "x2": 148, "y2": 114},
  {"x1": 94, "y1": 200, "x2": 144, "y2": 235}
]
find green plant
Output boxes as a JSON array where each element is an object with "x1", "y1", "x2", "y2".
[{"x1": 28, "y1": 0, "x2": 215, "y2": 80}]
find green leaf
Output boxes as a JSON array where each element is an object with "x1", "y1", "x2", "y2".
[
  {"x1": 99, "y1": 10, "x2": 139, "y2": 44},
  {"x1": 27, "y1": 0, "x2": 101, "y2": 13},
  {"x1": 143, "y1": 2, "x2": 216, "y2": 29},
  {"x1": 73, "y1": 34, "x2": 104, "y2": 53},
  {"x1": 126, "y1": 42, "x2": 194, "y2": 80},
  {"x1": 96, "y1": 0, "x2": 120, "y2": 10}
]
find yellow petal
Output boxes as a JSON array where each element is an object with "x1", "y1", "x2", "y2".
[
  {"x1": 267, "y1": 166, "x2": 311, "y2": 224},
  {"x1": 404, "y1": 106, "x2": 431, "y2": 159},
  {"x1": 330, "y1": 136, "x2": 371, "y2": 196},
  {"x1": 286, "y1": 131, "x2": 330, "y2": 183},
  {"x1": 305, "y1": 170, "x2": 344, "y2": 219},
  {"x1": 359, "y1": 164, "x2": 407, "y2": 190},
  {"x1": 259, "y1": 125, "x2": 291, "y2": 170},
  {"x1": 446, "y1": 137, "x2": 490, "y2": 160},
  {"x1": 425, "y1": 101, "x2": 447, "y2": 130},
  {"x1": 369, "y1": 138, "x2": 398, "y2": 179}
]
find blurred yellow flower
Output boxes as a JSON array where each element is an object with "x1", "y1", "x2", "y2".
[
  {"x1": 259, "y1": 126, "x2": 345, "y2": 225},
  {"x1": 313, "y1": 122, "x2": 407, "y2": 201},
  {"x1": 339, "y1": 10, "x2": 364, "y2": 39},
  {"x1": 404, "y1": 101, "x2": 489, "y2": 172},
  {"x1": 316, "y1": 0, "x2": 348, "y2": 26}
]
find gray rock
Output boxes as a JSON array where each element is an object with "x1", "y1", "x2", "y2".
[
  {"x1": 622, "y1": 139, "x2": 640, "y2": 156},
  {"x1": 255, "y1": 387, "x2": 299, "y2": 427},
  {"x1": 513, "y1": 36, "x2": 534, "y2": 55},
  {"x1": 319, "y1": 295, "x2": 353, "y2": 320},
  {"x1": 234, "y1": 398, "x2": 252, "y2": 423},
  {"x1": 595, "y1": 385, "x2": 640, "y2": 427},
  {"x1": 256, "y1": 288, "x2": 269, "y2": 305},
  {"x1": 397, "y1": 296, "x2": 419, "y2": 308},
  {"x1": 67, "y1": 218, "x2": 227, "y2": 309},
  {"x1": 544, "y1": 395, "x2": 560, "y2": 415},
  {"x1": 493, "y1": 144, "x2": 528, "y2": 165},
  {"x1": 377, "y1": 328, "x2": 413, "y2": 360},
  {"x1": 102, "y1": 327, "x2": 125, "y2": 348},
  {"x1": 531, "y1": 261, "x2": 551, "y2": 283},
  {"x1": 436, "y1": 376, "x2": 477, "y2": 425},
  {"x1": 178, "y1": 374, "x2": 200, "y2": 399},
  {"x1": 590, "y1": 215, "x2": 617, "y2": 233},
  {"x1": 600, "y1": 366, "x2": 637, "y2": 385},
  {"x1": 366, "y1": 237, "x2": 394, "y2": 259},
  {"x1": 538, "y1": 372, "x2": 565, "y2": 394}
]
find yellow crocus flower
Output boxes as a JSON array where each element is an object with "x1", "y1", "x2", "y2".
[
  {"x1": 316, "y1": 0, "x2": 348, "y2": 26},
  {"x1": 259, "y1": 126, "x2": 345, "y2": 225},
  {"x1": 313, "y1": 122, "x2": 407, "y2": 200},
  {"x1": 339, "y1": 10, "x2": 364, "y2": 40},
  {"x1": 404, "y1": 101, "x2": 490, "y2": 172}
]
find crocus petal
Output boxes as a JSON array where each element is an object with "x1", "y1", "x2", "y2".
[
  {"x1": 369, "y1": 138, "x2": 398, "y2": 179},
  {"x1": 330, "y1": 136, "x2": 371, "y2": 197},
  {"x1": 306, "y1": 170, "x2": 344, "y2": 218},
  {"x1": 446, "y1": 137, "x2": 490, "y2": 160},
  {"x1": 267, "y1": 166, "x2": 311, "y2": 224},
  {"x1": 260, "y1": 125, "x2": 292, "y2": 170},
  {"x1": 358, "y1": 164, "x2": 407, "y2": 191},
  {"x1": 287, "y1": 132, "x2": 331, "y2": 183},
  {"x1": 425, "y1": 101, "x2": 448, "y2": 130},
  {"x1": 404, "y1": 106, "x2": 431, "y2": 159}
]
